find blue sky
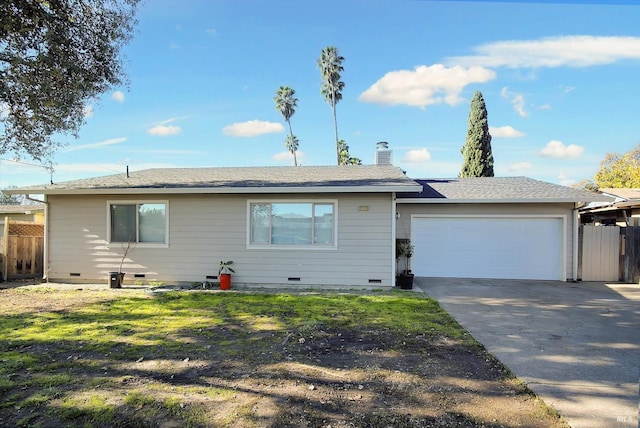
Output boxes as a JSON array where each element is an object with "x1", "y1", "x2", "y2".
[{"x1": 2, "y1": 0, "x2": 640, "y2": 188}]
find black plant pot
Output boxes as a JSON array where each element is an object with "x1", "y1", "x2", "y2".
[
  {"x1": 398, "y1": 273, "x2": 414, "y2": 290},
  {"x1": 109, "y1": 272, "x2": 125, "y2": 288}
]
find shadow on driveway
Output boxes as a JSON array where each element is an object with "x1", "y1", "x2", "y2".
[{"x1": 414, "y1": 277, "x2": 639, "y2": 428}]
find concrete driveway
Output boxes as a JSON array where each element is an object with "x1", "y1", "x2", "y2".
[{"x1": 414, "y1": 277, "x2": 639, "y2": 428}]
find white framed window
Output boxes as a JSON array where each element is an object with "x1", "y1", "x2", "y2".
[
  {"x1": 248, "y1": 201, "x2": 336, "y2": 248},
  {"x1": 108, "y1": 201, "x2": 168, "y2": 246}
]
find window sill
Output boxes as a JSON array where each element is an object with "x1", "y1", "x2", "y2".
[
  {"x1": 248, "y1": 244, "x2": 337, "y2": 250},
  {"x1": 108, "y1": 243, "x2": 169, "y2": 249}
]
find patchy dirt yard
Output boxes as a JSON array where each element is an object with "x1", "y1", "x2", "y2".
[{"x1": 0, "y1": 284, "x2": 568, "y2": 427}]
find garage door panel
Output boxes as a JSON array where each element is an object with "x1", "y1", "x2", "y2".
[{"x1": 412, "y1": 217, "x2": 562, "y2": 280}]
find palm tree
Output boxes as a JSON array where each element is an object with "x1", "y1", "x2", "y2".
[
  {"x1": 338, "y1": 139, "x2": 362, "y2": 165},
  {"x1": 274, "y1": 86, "x2": 299, "y2": 166},
  {"x1": 317, "y1": 46, "x2": 345, "y2": 165},
  {"x1": 285, "y1": 134, "x2": 299, "y2": 164}
]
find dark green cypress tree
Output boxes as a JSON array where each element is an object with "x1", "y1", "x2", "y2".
[{"x1": 460, "y1": 91, "x2": 494, "y2": 177}]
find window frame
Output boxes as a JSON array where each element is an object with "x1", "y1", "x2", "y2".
[
  {"x1": 247, "y1": 199, "x2": 338, "y2": 250},
  {"x1": 107, "y1": 200, "x2": 169, "y2": 248}
]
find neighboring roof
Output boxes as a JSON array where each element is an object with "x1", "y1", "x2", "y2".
[
  {"x1": 598, "y1": 188, "x2": 640, "y2": 200},
  {"x1": 397, "y1": 177, "x2": 613, "y2": 203},
  {"x1": 0, "y1": 204, "x2": 45, "y2": 214},
  {"x1": 3, "y1": 165, "x2": 422, "y2": 195},
  {"x1": 581, "y1": 188, "x2": 640, "y2": 214}
]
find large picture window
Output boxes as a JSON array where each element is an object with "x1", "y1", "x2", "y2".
[
  {"x1": 109, "y1": 202, "x2": 167, "y2": 244},
  {"x1": 250, "y1": 202, "x2": 335, "y2": 247}
]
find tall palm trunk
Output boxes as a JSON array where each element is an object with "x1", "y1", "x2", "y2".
[
  {"x1": 287, "y1": 120, "x2": 297, "y2": 166},
  {"x1": 332, "y1": 92, "x2": 339, "y2": 164}
]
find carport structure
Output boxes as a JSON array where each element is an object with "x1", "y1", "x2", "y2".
[{"x1": 396, "y1": 177, "x2": 612, "y2": 281}]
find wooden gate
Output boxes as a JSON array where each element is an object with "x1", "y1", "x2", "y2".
[
  {"x1": 579, "y1": 225, "x2": 621, "y2": 281},
  {"x1": 622, "y1": 226, "x2": 640, "y2": 283},
  {"x1": 2, "y1": 219, "x2": 44, "y2": 280}
]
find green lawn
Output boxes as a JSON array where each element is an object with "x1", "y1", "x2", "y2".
[{"x1": 0, "y1": 287, "x2": 565, "y2": 428}]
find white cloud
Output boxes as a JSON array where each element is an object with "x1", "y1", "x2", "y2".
[
  {"x1": 65, "y1": 137, "x2": 127, "y2": 152},
  {"x1": 206, "y1": 28, "x2": 216, "y2": 36},
  {"x1": 402, "y1": 148, "x2": 431, "y2": 163},
  {"x1": 169, "y1": 42, "x2": 180, "y2": 50},
  {"x1": 490, "y1": 125, "x2": 525, "y2": 138},
  {"x1": 147, "y1": 125, "x2": 181, "y2": 136},
  {"x1": 541, "y1": 140, "x2": 584, "y2": 159},
  {"x1": 557, "y1": 171, "x2": 576, "y2": 187},
  {"x1": 222, "y1": 120, "x2": 284, "y2": 137},
  {"x1": 507, "y1": 162, "x2": 533, "y2": 172},
  {"x1": 146, "y1": 117, "x2": 187, "y2": 136},
  {"x1": 112, "y1": 91, "x2": 125, "y2": 103},
  {"x1": 511, "y1": 94, "x2": 527, "y2": 117},
  {"x1": 273, "y1": 150, "x2": 304, "y2": 162},
  {"x1": 501, "y1": 87, "x2": 528, "y2": 117},
  {"x1": 83, "y1": 104, "x2": 94, "y2": 118},
  {"x1": 359, "y1": 64, "x2": 495, "y2": 108},
  {"x1": 447, "y1": 35, "x2": 640, "y2": 68}
]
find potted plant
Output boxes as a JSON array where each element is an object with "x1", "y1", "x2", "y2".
[
  {"x1": 397, "y1": 239, "x2": 414, "y2": 290},
  {"x1": 109, "y1": 240, "x2": 133, "y2": 288},
  {"x1": 218, "y1": 260, "x2": 235, "y2": 290}
]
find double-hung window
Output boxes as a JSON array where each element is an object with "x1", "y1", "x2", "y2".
[
  {"x1": 109, "y1": 202, "x2": 168, "y2": 245},
  {"x1": 250, "y1": 202, "x2": 335, "y2": 247}
]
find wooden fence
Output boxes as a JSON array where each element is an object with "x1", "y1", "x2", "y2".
[
  {"x1": 579, "y1": 225, "x2": 640, "y2": 283},
  {"x1": 579, "y1": 225, "x2": 621, "y2": 281},
  {"x1": 2, "y1": 218, "x2": 44, "y2": 281}
]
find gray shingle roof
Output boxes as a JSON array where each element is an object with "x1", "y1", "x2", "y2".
[
  {"x1": 397, "y1": 177, "x2": 613, "y2": 203},
  {"x1": 5, "y1": 165, "x2": 421, "y2": 195}
]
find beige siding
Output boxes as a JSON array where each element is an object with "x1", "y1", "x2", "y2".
[
  {"x1": 396, "y1": 203, "x2": 577, "y2": 280},
  {"x1": 46, "y1": 193, "x2": 394, "y2": 287}
]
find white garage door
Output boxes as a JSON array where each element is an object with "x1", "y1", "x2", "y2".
[{"x1": 411, "y1": 216, "x2": 564, "y2": 280}]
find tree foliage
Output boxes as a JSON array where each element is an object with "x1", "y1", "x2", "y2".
[
  {"x1": 0, "y1": 187, "x2": 25, "y2": 205},
  {"x1": 459, "y1": 91, "x2": 494, "y2": 178},
  {"x1": 338, "y1": 140, "x2": 361, "y2": 165},
  {"x1": 0, "y1": 0, "x2": 140, "y2": 161},
  {"x1": 593, "y1": 144, "x2": 640, "y2": 188},
  {"x1": 317, "y1": 46, "x2": 346, "y2": 165},
  {"x1": 274, "y1": 86, "x2": 299, "y2": 166},
  {"x1": 572, "y1": 179, "x2": 599, "y2": 193},
  {"x1": 284, "y1": 134, "x2": 299, "y2": 164}
]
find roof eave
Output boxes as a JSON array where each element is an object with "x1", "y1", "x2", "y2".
[
  {"x1": 397, "y1": 197, "x2": 611, "y2": 204},
  {"x1": 7, "y1": 184, "x2": 422, "y2": 195}
]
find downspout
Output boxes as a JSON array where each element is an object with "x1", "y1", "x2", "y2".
[
  {"x1": 572, "y1": 203, "x2": 580, "y2": 282},
  {"x1": 26, "y1": 194, "x2": 48, "y2": 282},
  {"x1": 392, "y1": 192, "x2": 397, "y2": 287}
]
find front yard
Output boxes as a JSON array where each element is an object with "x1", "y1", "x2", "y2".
[{"x1": 0, "y1": 286, "x2": 567, "y2": 427}]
